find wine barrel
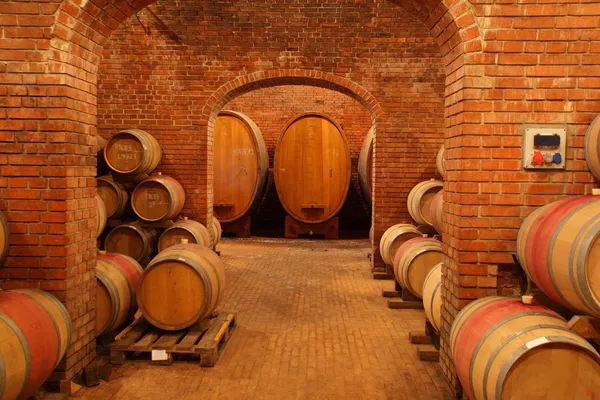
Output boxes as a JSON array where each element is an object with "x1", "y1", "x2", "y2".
[
  {"x1": 422, "y1": 262, "x2": 442, "y2": 332},
  {"x1": 516, "y1": 195, "x2": 600, "y2": 317},
  {"x1": 379, "y1": 224, "x2": 422, "y2": 266},
  {"x1": 104, "y1": 129, "x2": 162, "y2": 175},
  {"x1": 104, "y1": 222, "x2": 157, "y2": 263},
  {"x1": 209, "y1": 216, "x2": 222, "y2": 247},
  {"x1": 429, "y1": 189, "x2": 444, "y2": 234},
  {"x1": 96, "y1": 252, "x2": 144, "y2": 337},
  {"x1": 0, "y1": 289, "x2": 71, "y2": 400},
  {"x1": 95, "y1": 194, "x2": 107, "y2": 239},
  {"x1": 369, "y1": 225, "x2": 374, "y2": 242},
  {"x1": 158, "y1": 218, "x2": 211, "y2": 252},
  {"x1": 0, "y1": 209, "x2": 8, "y2": 266},
  {"x1": 131, "y1": 173, "x2": 185, "y2": 222},
  {"x1": 450, "y1": 297, "x2": 600, "y2": 400},
  {"x1": 213, "y1": 111, "x2": 269, "y2": 223},
  {"x1": 585, "y1": 114, "x2": 600, "y2": 180},
  {"x1": 407, "y1": 180, "x2": 443, "y2": 226},
  {"x1": 274, "y1": 113, "x2": 351, "y2": 224},
  {"x1": 97, "y1": 175, "x2": 129, "y2": 219},
  {"x1": 436, "y1": 145, "x2": 445, "y2": 178},
  {"x1": 393, "y1": 237, "x2": 443, "y2": 298},
  {"x1": 358, "y1": 126, "x2": 374, "y2": 208},
  {"x1": 137, "y1": 243, "x2": 225, "y2": 330}
]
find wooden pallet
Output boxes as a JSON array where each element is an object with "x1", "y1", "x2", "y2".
[{"x1": 109, "y1": 312, "x2": 236, "y2": 367}]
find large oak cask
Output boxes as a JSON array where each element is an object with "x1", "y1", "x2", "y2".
[
  {"x1": 0, "y1": 209, "x2": 8, "y2": 266},
  {"x1": 516, "y1": 196, "x2": 600, "y2": 317},
  {"x1": 407, "y1": 180, "x2": 443, "y2": 227},
  {"x1": 274, "y1": 113, "x2": 351, "y2": 224},
  {"x1": 131, "y1": 174, "x2": 185, "y2": 222},
  {"x1": 95, "y1": 194, "x2": 107, "y2": 239},
  {"x1": 96, "y1": 252, "x2": 144, "y2": 337},
  {"x1": 0, "y1": 289, "x2": 71, "y2": 400},
  {"x1": 104, "y1": 129, "x2": 162, "y2": 175},
  {"x1": 436, "y1": 145, "x2": 445, "y2": 178},
  {"x1": 137, "y1": 244, "x2": 225, "y2": 330},
  {"x1": 97, "y1": 175, "x2": 129, "y2": 219},
  {"x1": 429, "y1": 189, "x2": 444, "y2": 234},
  {"x1": 379, "y1": 224, "x2": 422, "y2": 266},
  {"x1": 358, "y1": 126, "x2": 374, "y2": 208},
  {"x1": 158, "y1": 218, "x2": 211, "y2": 252},
  {"x1": 213, "y1": 111, "x2": 269, "y2": 223},
  {"x1": 104, "y1": 222, "x2": 158, "y2": 263},
  {"x1": 450, "y1": 297, "x2": 600, "y2": 400},
  {"x1": 422, "y1": 262, "x2": 442, "y2": 332},
  {"x1": 585, "y1": 114, "x2": 600, "y2": 180},
  {"x1": 393, "y1": 237, "x2": 443, "y2": 298}
]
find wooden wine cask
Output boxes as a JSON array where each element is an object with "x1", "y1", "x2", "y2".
[
  {"x1": 104, "y1": 223, "x2": 157, "y2": 263},
  {"x1": 104, "y1": 129, "x2": 162, "y2": 175},
  {"x1": 131, "y1": 173, "x2": 185, "y2": 222},
  {"x1": 407, "y1": 180, "x2": 443, "y2": 227},
  {"x1": 96, "y1": 252, "x2": 144, "y2": 337},
  {"x1": 95, "y1": 194, "x2": 107, "y2": 239},
  {"x1": 0, "y1": 289, "x2": 72, "y2": 400},
  {"x1": 450, "y1": 297, "x2": 600, "y2": 400},
  {"x1": 436, "y1": 145, "x2": 445, "y2": 178},
  {"x1": 516, "y1": 195, "x2": 600, "y2": 317},
  {"x1": 393, "y1": 237, "x2": 443, "y2": 298},
  {"x1": 137, "y1": 243, "x2": 225, "y2": 330},
  {"x1": 158, "y1": 217, "x2": 211, "y2": 252},
  {"x1": 358, "y1": 126, "x2": 374, "y2": 208},
  {"x1": 429, "y1": 189, "x2": 444, "y2": 235},
  {"x1": 379, "y1": 223, "x2": 422, "y2": 266},
  {"x1": 0, "y1": 209, "x2": 8, "y2": 266},
  {"x1": 585, "y1": 114, "x2": 600, "y2": 180},
  {"x1": 97, "y1": 175, "x2": 129, "y2": 219},
  {"x1": 274, "y1": 113, "x2": 351, "y2": 224},
  {"x1": 209, "y1": 216, "x2": 222, "y2": 247},
  {"x1": 422, "y1": 262, "x2": 442, "y2": 331},
  {"x1": 213, "y1": 111, "x2": 269, "y2": 223}
]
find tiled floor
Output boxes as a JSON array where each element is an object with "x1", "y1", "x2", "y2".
[{"x1": 75, "y1": 238, "x2": 452, "y2": 400}]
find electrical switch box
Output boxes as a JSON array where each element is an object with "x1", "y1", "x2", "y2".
[{"x1": 522, "y1": 126, "x2": 567, "y2": 170}]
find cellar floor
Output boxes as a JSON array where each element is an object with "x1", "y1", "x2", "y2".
[{"x1": 74, "y1": 238, "x2": 452, "y2": 400}]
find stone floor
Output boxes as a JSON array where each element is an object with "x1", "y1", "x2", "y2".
[{"x1": 75, "y1": 238, "x2": 452, "y2": 400}]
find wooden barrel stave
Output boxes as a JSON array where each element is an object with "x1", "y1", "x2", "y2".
[
  {"x1": 516, "y1": 196, "x2": 600, "y2": 317},
  {"x1": 0, "y1": 209, "x2": 8, "y2": 266},
  {"x1": 429, "y1": 189, "x2": 444, "y2": 235},
  {"x1": 95, "y1": 194, "x2": 107, "y2": 239},
  {"x1": 97, "y1": 175, "x2": 129, "y2": 219},
  {"x1": 450, "y1": 297, "x2": 600, "y2": 400},
  {"x1": 0, "y1": 289, "x2": 71, "y2": 400},
  {"x1": 214, "y1": 111, "x2": 269, "y2": 223},
  {"x1": 158, "y1": 219, "x2": 211, "y2": 252},
  {"x1": 104, "y1": 223, "x2": 157, "y2": 263},
  {"x1": 104, "y1": 129, "x2": 162, "y2": 175},
  {"x1": 358, "y1": 126, "x2": 374, "y2": 208},
  {"x1": 422, "y1": 262, "x2": 442, "y2": 331},
  {"x1": 379, "y1": 223, "x2": 422, "y2": 266},
  {"x1": 132, "y1": 174, "x2": 185, "y2": 222},
  {"x1": 393, "y1": 237, "x2": 443, "y2": 298},
  {"x1": 96, "y1": 252, "x2": 144, "y2": 336},
  {"x1": 209, "y1": 217, "x2": 222, "y2": 248},
  {"x1": 584, "y1": 114, "x2": 600, "y2": 180},
  {"x1": 407, "y1": 180, "x2": 443, "y2": 227},
  {"x1": 137, "y1": 244, "x2": 225, "y2": 330},
  {"x1": 274, "y1": 113, "x2": 351, "y2": 224},
  {"x1": 436, "y1": 145, "x2": 445, "y2": 178}
]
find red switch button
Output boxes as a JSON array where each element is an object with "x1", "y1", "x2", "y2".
[{"x1": 532, "y1": 151, "x2": 544, "y2": 165}]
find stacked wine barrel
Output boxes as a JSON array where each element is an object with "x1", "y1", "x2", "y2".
[
  {"x1": 0, "y1": 209, "x2": 9, "y2": 267},
  {"x1": 274, "y1": 113, "x2": 351, "y2": 224}
]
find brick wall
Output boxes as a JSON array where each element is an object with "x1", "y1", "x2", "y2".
[
  {"x1": 223, "y1": 86, "x2": 372, "y2": 236},
  {"x1": 1, "y1": 0, "x2": 600, "y2": 392}
]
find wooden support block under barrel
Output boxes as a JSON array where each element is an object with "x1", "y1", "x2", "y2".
[
  {"x1": 387, "y1": 285, "x2": 423, "y2": 310},
  {"x1": 284, "y1": 216, "x2": 339, "y2": 239},
  {"x1": 221, "y1": 214, "x2": 251, "y2": 238}
]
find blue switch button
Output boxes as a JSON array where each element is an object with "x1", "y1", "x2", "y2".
[{"x1": 553, "y1": 153, "x2": 562, "y2": 164}]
